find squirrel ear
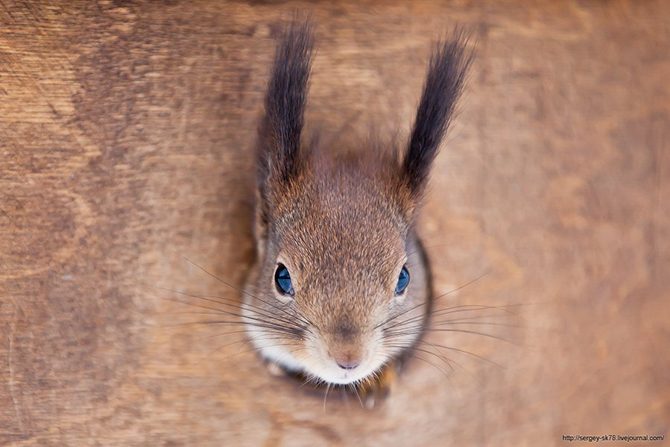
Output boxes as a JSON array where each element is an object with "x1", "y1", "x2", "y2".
[
  {"x1": 402, "y1": 31, "x2": 473, "y2": 198},
  {"x1": 257, "y1": 20, "x2": 314, "y2": 202}
]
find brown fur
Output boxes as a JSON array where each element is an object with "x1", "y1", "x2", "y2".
[{"x1": 243, "y1": 20, "x2": 469, "y2": 392}]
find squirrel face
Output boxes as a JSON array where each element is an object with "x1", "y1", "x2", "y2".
[
  {"x1": 251, "y1": 154, "x2": 425, "y2": 384},
  {"x1": 243, "y1": 21, "x2": 471, "y2": 385}
]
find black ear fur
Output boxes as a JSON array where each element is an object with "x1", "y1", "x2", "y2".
[
  {"x1": 257, "y1": 20, "x2": 314, "y2": 196},
  {"x1": 403, "y1": 30, "x2": 473, "y2": 197}
]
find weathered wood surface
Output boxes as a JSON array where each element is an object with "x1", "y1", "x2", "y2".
[{"x1": 1, "y1": 1, "x2": 668, "y2": 445}]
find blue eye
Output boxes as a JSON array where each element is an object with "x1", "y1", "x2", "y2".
[
  {"x1": 274, "y1": 263, "x2": 294, "y2": 296},
  {"x1": 395, "y1": 266, "x2": 410, "y2": 295}
]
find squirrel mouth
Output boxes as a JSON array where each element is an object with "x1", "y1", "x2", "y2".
[{"x1": 267, "y1": 359, "x2": 398, "y2": 406}]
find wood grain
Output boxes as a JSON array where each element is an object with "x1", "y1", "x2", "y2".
[{"x1": 1, "y1": 1, "x2": 668, "y2": 445}]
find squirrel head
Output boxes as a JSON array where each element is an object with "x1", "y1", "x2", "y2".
[{"x1": 245, "y1": 20, "x2": 472, "y2": 385}]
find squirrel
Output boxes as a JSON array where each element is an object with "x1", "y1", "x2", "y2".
[{"x1": 243, "y1": 19, "x2": 472, "y2": 404}]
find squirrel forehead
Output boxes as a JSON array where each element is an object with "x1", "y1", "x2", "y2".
[{"x1": 270, "y1": 168, "x2": 409, "y2": 267}]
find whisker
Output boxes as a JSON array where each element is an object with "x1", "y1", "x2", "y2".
[
  {"x1": 430, "y1": 303, "x2": 519, "y2": 317},
  {"x1": 420, "y1": 341, "x2": 504, "y2": 369},
  {"x1": 350, "y1": 383, "x2": 364, "y2": 408},
  {"x1": 197, "y1": 329, "x2": 289, "y2": 343},
  {"x1": 246, "y1": 283, "x2": 315, "y2": 327},
  {"x1": 376, "y1": 273, "x2": 491, "y2": 331},
  {"x1": 383, "y1": 304, "x2": 518, "y2": 334},
  {"x1": 421, "y1": 328, "x2": 518, "y2": 345},
  {"x1": 432, "y1": 270, "x2": 491, "y2": 301},
  {"x1": 374, "y1": 300, "x2": 428, "y2": 330},
  {"x1": 153, "y1": 285, "x2": 246, "y2": 310},
  {"x1": 165, "y1": 319, "x2": 303, "y2": 337},
  {"x1": 158, "y1": 296, "x2": 306, "y2": 335},
  {"x1": 383, "y1": 320, "x2": 516, "y2": 345},
  {"x1": 197, "y1": 332, "x2": 291, "y2": 352},
  {"x1": 411, "y1": 346, "x2": 460, "y2": 373},
  {"x1": 429, "y1": 320, "x2": 519, "y2": 328},
  {"x1": 156, "y1": 286, "x2": 305, "y2": 329},
  {"x1": 206, "y1": 343, "x2": 307, "y2": 362},
  {"x1": 408, "y1": 352, "x2": 453, "y2": 382},
  {"x1": 322, "y1": 383, "x2": 331, "y2": 412},
  {"x1": 182, "y1": 257, "x2": 314, "y2": 327},
  {"x1": 159, "y1": 305, "x2": 302, "y2": 332}
]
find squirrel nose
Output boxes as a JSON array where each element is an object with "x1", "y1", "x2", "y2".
[
  {"x1": 333, "y1": 352, "x2": 361, "y2": 370},
  {"x1": 336, "y1": 359, "x2": 360, "y2": 370}
]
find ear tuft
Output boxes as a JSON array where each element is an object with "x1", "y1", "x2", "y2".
[
  {"x1": 403, "y1": 29, "x2": 473, "y2": 198},
  {"x1": 258, "y1": 19, "x2": 314, "y2": 195}
]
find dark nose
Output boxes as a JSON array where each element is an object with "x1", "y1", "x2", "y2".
[
  {"x1": 336, "y1": 359, "x2": 360, "y2": 370},
  {"x1": 332, "y1": 350, "x2": 361, "y2": 370}
]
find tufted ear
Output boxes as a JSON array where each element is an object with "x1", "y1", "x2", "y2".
[
  {"x1": 402, "y1": 31, "x2": 473, "y2": 199},
  {"x1": 256, "y1": 20, "x2": 314, "y2": 206}
]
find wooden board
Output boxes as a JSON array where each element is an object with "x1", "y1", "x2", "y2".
[{"x1": 1, "y1": 1, "x2": 668, "y2": 445}]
